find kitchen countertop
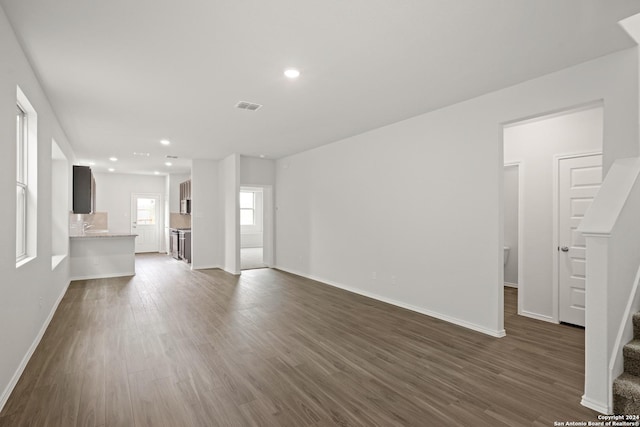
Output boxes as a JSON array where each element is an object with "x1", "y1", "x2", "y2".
[{"x1": 70, "y1": 232, "x2": 138, "y2": 239}]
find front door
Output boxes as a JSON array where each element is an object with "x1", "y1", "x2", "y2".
[
  {"x1": 131, "y1": 193, "x2": 160, "y2": 253},
  {"x1": 558, "y1": 154, "x2": 602, "y2": 327}
]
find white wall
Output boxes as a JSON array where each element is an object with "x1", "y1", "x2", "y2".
[
  {"x1": 94, "y1": 173, "x2": 166, "y2": 250},
  {"x1": 164, "y1": 174, "x2": 170, "y2": 253},
  {"x1": 191, "y1": 159, "x2": 222, "y2": 269},
  {"x1": 51, "y1": 140, "x2": 69, "y2": 265},
  {"x1": 0, "y1": 5, "x2": 76, "y2": 411},
  {"x1": 222, "y1": 154, "x2": 240, "y2": 274},
  {"x1": 276, "y1": 48, "x2": 638, "y2": 337},
  {"x1": 504, "y1": 106, "x2": 604, "y2": 320},
  {"x1": 240, "y1": 156, "x2": 276, "y2": 186},
  {"x1": 503, "y1": 165, "x2": 519, "y2": 286}
]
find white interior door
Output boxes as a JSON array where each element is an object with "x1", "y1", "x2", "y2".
[
  {"x1": 558, "y1": 154, "x2": 602, "y2": 327},
  {"x1": 131, "y1": 193, "x2": 160, "y2": 253}
]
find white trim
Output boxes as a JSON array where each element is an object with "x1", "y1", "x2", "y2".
[
  {"x1": 0, "y1": 279, "x2": 71, "y2": 413},
  {"x1": 15, "y1": 255, "x2": 36, "y2": 269},
  {"x1": 502, "y1": 100, "x2": 603, "y2": 129},
  {"x1": 70, "y1": 271, "x2": 135, "y2": 281},
  {"x1": 553, "y1": 151, "x2": 602, "y2": 325},
  {"x1": 504, "y1": 161, "x2": 524, "y2": 316},
  {"x1": 191, "y1": 264, "x2": 222, "y2": 271},
  {"x1": 275, "y1": 266, "x2": 506, "y2": 338},
  {"x1": 51, "y1": 254, "x2": 67, "y2": 271},
  {"x1": 581, "y1": 395, "x2": 610, "y2": 415},
  {"x1": 504, "y1": 282, "x2": 518, "y2": 288},
  {"x1": 520, "y1": 310, "x2": 556, "y2": 324}
]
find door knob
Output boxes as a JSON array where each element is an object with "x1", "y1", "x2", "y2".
[{"x1": 560, "y1": 246, "x2": 569, "y2": 252}]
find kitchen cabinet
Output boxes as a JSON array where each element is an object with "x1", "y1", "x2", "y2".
[
  {"x1": 73, "y1": 165, "x2": 96, "y2": 214},
  {"x1": 179, "y1": 179, "x2": 191, "y2": 215},
  {"x1": 70, "y1": 234, "x2": 136, "y2": 280}
]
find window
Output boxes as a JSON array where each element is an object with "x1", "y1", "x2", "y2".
[
  {"x1": 16, "y1": 86, "x2": 38, "y2": 267},
  {"x1": 240, "y1": 191, "x2": 255, "y2": 225},
  {"x1": 16, "y1": 105, "x2": 27, "y2": 260},
  {"x1": 136, "y1": 198, "x2": 157, "y2": 225}
]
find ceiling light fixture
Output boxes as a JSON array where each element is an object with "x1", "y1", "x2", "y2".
[
  {"x1": 154, "y1": 171, "x2": 160, "y2": 175},
  {"x1": 284, "y1": 68, "x2": 300, "y2": 79},
  {"x1": 160, "y1": 139, "x2": 171, "y2": 146},
  {"x1": 165, "y1": 162, "x2": 172, "y2": 166},
  {"x1": 108, "y1": 168, "x2": 115, "y2": 172},
  {"x1": 259, "y1": 154, "x2": 266, "y2": 158},
  {"x1": 109, "y1": 157, "x2": 118, "y2": 162},
  {"x1": 88, "y1": 161, "x2": 96, "y2": 166}
]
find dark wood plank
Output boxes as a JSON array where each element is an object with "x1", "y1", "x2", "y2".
[{"x1": 0, "y1": 254, "x2": 599, "y2": 426}]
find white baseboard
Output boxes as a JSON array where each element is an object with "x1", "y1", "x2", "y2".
[
  {"x1": 581, "y1": 395, "x2": 610, "y2": 414},
  {"x1": 0, "y1": 279, "x2": 71, "y2": 413},
  {"x1": 504, "y1": 282, "x2": 518, "y2": 288},
  {"x1": 191, "y1": 264, "x2": 222, "y2": 271},
  {"x1": 70, "y1": 271, "x2": 135, "y2": 281},
  {"x1": 274, "y1": 266, "x2": 506, "y2": 338},
  {"x1": 520, "y1": 309, "x2": 556, "y2": 323}
]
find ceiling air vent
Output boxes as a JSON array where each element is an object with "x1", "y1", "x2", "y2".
[
  {"x1": 235, "y1": 101, "x2": 262, "y2": 111},
  {"x1": 165, "y1": 155, "x2": 178, "y2": 159}
]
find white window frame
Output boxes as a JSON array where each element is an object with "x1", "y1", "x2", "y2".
[
  {"x1": 16, "y1": 86, "x2": 38, "y2": 268},
  {"x1": 16, "y1": 104, "x2": 27, "y2": 262},
  {"x1": 240, "y1": 191, "x2": 256, "y2": 226}
]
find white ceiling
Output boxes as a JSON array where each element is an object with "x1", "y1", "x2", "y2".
[{"x1": 2, "y1": 0, "x2": 640, "y2": 175}]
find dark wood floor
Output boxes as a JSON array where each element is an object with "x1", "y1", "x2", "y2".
[{"x1": 1, "y1": 254, "x2": 598, "y2": 426}]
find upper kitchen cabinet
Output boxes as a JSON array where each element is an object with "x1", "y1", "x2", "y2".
[
  {"x1": 179, "y1": 179, "x2": 191, "y2": 215},
  {"x1": 72, "y1": 165, "x2": 96, "y2": 214}
]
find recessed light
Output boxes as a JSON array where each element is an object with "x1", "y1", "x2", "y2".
[
  {"x1": 259, "y1": 154, "x2": 266, "y2": 158},
  {"x1": 108, "y1": 168, "x2": 115, "y2": 172},
  {"x1": 165, "y1": 162, "x2": 172, "y2": 166},
  {"x1": 109, "y1": 157, "x2": 118, "y2": 162},
  {"x1": 160, "y1": 139, "x2": 171, "y2": 146},
  {"x1": 133, "y1": 152, "x2": 150, "y2": 157},
  {"x1": 88, "y1": 161, "x2": 96, "y2": 166},
  {"x1": 284, "y1": 68, "x2": 300, "y2": 79},
  {"x1": 154, "y1": 171, "x2": 160, "y2": 175}
]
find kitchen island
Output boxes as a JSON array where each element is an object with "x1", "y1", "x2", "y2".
[{"x1": 69, "y1": 232, "x2": 137, "y2": 280}]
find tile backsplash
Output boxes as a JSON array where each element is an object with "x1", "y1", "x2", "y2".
[
  {"x1": 170, "y1": 212, "x2": 191, "y2": 229},
  {"x1": 69, "y1": 212, "x2": 108, "y2": 235}
]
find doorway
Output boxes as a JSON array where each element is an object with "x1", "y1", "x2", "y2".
[
  {"x1": 503, "y1": 163, "x2": 520, "y2": 290},
  {"x1": 240, "y1": 187, "x2": 267, "y2": 270},
  {"x1": 502, "y1": 104, "x2": 603, "y2": 324},
  {"x1": 131, "y1": 193, "x2": 162, "y2": 253}
]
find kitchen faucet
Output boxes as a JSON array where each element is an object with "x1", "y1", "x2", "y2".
[{"x1": 82, "y1": 222, "x2": 94, "y2": 234}]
